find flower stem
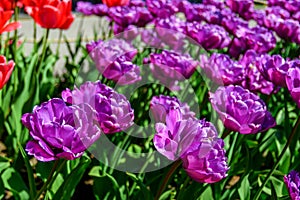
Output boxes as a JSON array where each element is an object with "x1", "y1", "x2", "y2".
[
  {"x1": 253, "y1": 116, "x2": 300, "y2": 200},
  {"x1": 34, "y1": 159, "x2": 60, "y2": 200},
  {"x1": 13, "y1": 5, "x2": 19, "y2": 60},
  {"x1": 154, "y1": 160, "x2": 182, "y2": 200},
  {"x1": 36, "y1": 29, "x2": 50, "y2": 75},
  {"x1": 221, "y1": 129, "x2": 232, "y2": 139},
  {"x1": 55, "y1": 30, "x2": 63, "y2": 58}
]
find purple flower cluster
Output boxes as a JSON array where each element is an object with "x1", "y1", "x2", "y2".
[
  {"x1": 86, "y1": 39, "x2": 141, "y2": 85},
  {"x1": 149, "y1": 50, "x2": 198, "y2": 90},
  {"x1": 228, "y1": 26, "x2": 276, "y2": 58},
  {"x1": 22, "y1": 81, "x2": 135, "y2": 161},
  {"x1": 22, "y1": 98, "x2": 101, "y2": 161},
  {"x1": 210, "y1": 85, "x2": 276, "y2": 134},
  {"x1": 151, "y1": 95, "x2": 229, "y2": 183},
  {"x1": 284, "y1": 170, "x2": 300, "y2": 200}
]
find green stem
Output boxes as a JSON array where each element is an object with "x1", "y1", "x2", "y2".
[
  {"x1": 36, "y1": 29, "x2": 50, "y2": 75},
  {"x1": 13, "y1": 5, "x2": 19, "y2": 60},
  {"x1": 33, "y1": 22, "x2": 37, "y2": 51},
  {"x1": 55, "y1": 30, "x2": 63, "y2": 58},
  {"x1": 154, "y1": 160, "x2": 182, "y2": 200},
  {"x1": 253, "y1": 116, "x2": 300, "y2": 200},
  {"x1": 221, "y1": 129, "x2": 232, "y2": 139},
  {"x1": 34, "y1": 159, "x2": 60, "y2": 200}
]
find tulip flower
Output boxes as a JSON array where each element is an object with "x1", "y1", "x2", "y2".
[
  {"x1": 150, "y1": 95, "x2": 195, "y2": 123},
  {"x1": 0, "y1": 10, "x2": 21, "y2": 34},
  {"x1": 103, "y1": 0, "x2": 130, "y2": 7},
  {"x1": 0, "y1": 55, "x2": 15, "y2": 89},
  {"x1": 286, "y1": 66, "x2": 300, "y2": 108},
  {"x1": 62, "y1": 81, "x2": 134, "y2": 134},
  {"x1": 0, "y1": 0, "x2": 23, "y2": 10},
  {"x1": 25, "y1": 0, "x2": 74, "y2": 29},
  {"x1": 22, "y1": 98, "x2": 101, "y2": 161},
  {"x1": 210, "y1": 85, "x2": 276, "y2": 134},
  {"x1": 284, "y1": 170, "x2": 300, "y2": 200}
]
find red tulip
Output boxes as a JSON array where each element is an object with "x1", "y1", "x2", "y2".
[
  {"x1": 25, "y1": 0, "x2": 74, "y2": 29},
  {"x1": 0, "y1": 55, "x2": 15, "y2": 89},
  {"x1": 102, "y1": 0, "x2": 130, "y2": 7},
  {"x1": 0, "y1": 0, "x2": 23, "y2": 10},
  {"x1": 0, "y1": 10, "x2": 21, "y2": 34}
]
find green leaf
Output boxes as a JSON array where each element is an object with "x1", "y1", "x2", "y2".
[
  {"x1": 127, "y1": 172, "x2": 153, "y2": 200},
  {"x1": 93, "y1": 173, "x2": 122, "y2": 200},
  {"x1": 1, "y1": 168, "x2": 30, "y2": 200},
  {"x1": 199, "y1": 186, "x2": 213, "y2": 200},
  {"x1": 52, "y1": 156, "x2": 91, "y2": 200},
  {"x1": 270, "y1": 180, "x2": 278, "y2": 200},
  {"x1": 238, "y1": 174, "x2": 250, "y2": 200},
  {"x1": 18, "y1": 142, "x2": 37, "y2": 199},
  {"x1": 159, "y1": 190, "x2": 172, "y2": 200},
  {"x1": 0, "y1": 178, "x2": 5, "y2": 200},
  {"x1": 178, "y1": 182, "x2": 208, "y2": 200}
]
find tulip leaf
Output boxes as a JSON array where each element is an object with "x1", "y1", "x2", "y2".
[
  {"x1": 0, "y1": 178, "x2": 4, "y2": 200},
  {"x1": 18, "y1": 142, "x2": 37, "y2": 199},
  {"x1": 93, "y1": 173, "x2": 123, "y2": 200},
  {"x1": 238, "y1": 174, "x2": 250, "y2": 200},
  {"x1": 1, "y1": 167, "x2": 30, "y2": 200},
  {"x1": 126, "y1": 172, "x2": 153, "y2": 200},
  {"x1": 52, "y1": 156, "x2": 91, "y2": 200}
]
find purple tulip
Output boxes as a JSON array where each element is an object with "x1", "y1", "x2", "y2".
[
  {"x1": 258, "y1": 55, "x2": 291, "y2": 87},
  {"x1": 174, "y1": 0, "x2": 194, "y2": 14},
  {"x1": 199, "y1": 53, "x2": 245, "y2": 85},
  {"x1": 146, "y1": 0, "x2": 178, "y2": 18},
  {"x1": 62, "y1": 81, "x2": 134, "y2": 134},
  {"x1": 135, "y1": 7, "x2": 154, "y2": 27},
  {"x1": 150, "y1": 95, "x2": 195, "y2": 123},
  {"x1": 284, "y1": 170, "x2": 300, "y2": 200},
  {"x1": 22, "y1": 98, "x2": 101, "y2": 161},
  {"x1": 76, "y1": 2, "x2": 108, "y2": 17},
  {"x1": 226, "y1": 0, "x2": 254, "y2": 17},
  {"x1": 221, "y1": 12, "x2": 249, "y2": 34},
  {"x1": 266, "y1": 6, "x2": 290, "y2": 19},
  {"x1": 76, "y1": 2, "x2": 94, "y2": 16},
  {"x1": 113, "y1": 25, "x2": 140, "y2": 41},
  {"x1": 141, "y1": 28, "x2": 164, "y2": 48},
  {"x1": 267, "y1": 0, "x2": 285, "y2": 7},
  {"x1": 229, "y1": 26, "x2": 276, "y2": 57},
  {"x1": 92, "y1": 4, "x2": 109, "y2": 17},
  {"x1": 239, "y1": 50, "x2": 276, "y2": 95},
  {"x1": 87, "y1": 39, "x2": 140, "y2": 84},
  {"x1": 154, "y1": 16, "x2": 187, "y2": 51},
  {"x1": 186, "y1": 22, "x2": 231, "y2": 50},
  {"x1": 109, "y1": 6, "x2": 137, "y2": 27},
  {"x1": 130, "y1": 0, "x2": 146, "y2": 7},
  {"x1": 286, "y1": 66, "x2": 300, "y2": 108},
  {"x1": 209, "y1": 85, "x2": 276, "y2": 134},
  {"x1": 201, "y1": 5, "x2": 228, "y2": 24},
  {"x1": 182, "y1": 138, "x2": 229, "y2": 183},
  {"x1": 273, "y1": 19, "x2": 300, "y2": 43},
  {"x1": 294, "y1": 11, "x2": 300, "y2": 21},
  {"x1": 149, "y1": 50, "x2": 198, "y2": 90},
  {"x1": 284, "y1": 1, "x2": 300, "y2": 13},
  {"x1": 202, "y1": 0, "x2": 226, "y2": 8},
  {"x1": 153, "y1": 109, "x2": 219, "y2": 161}
]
